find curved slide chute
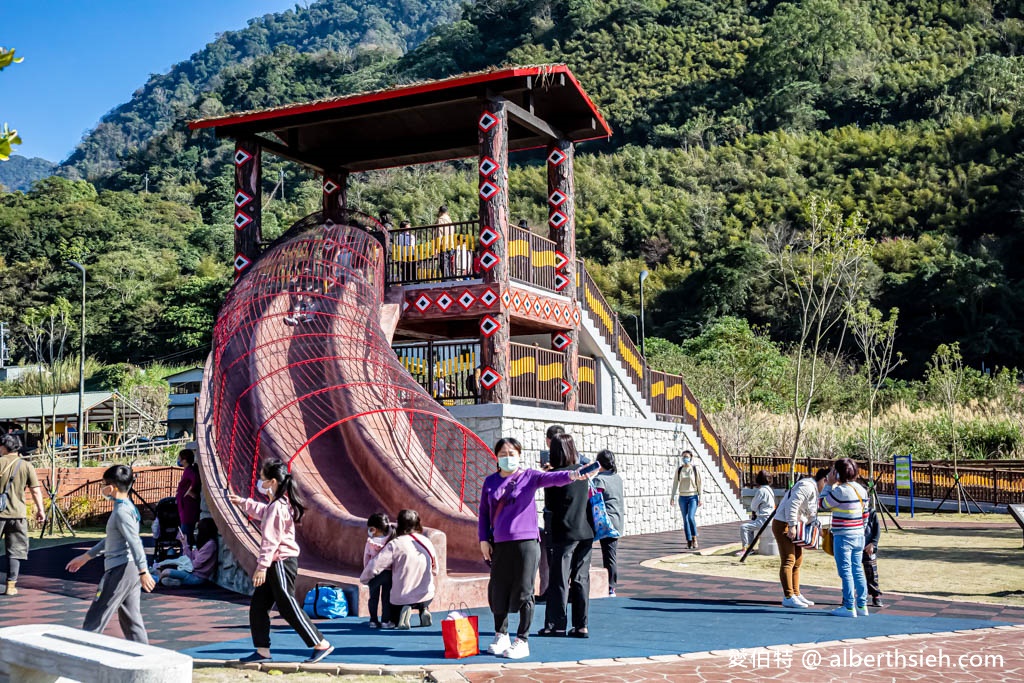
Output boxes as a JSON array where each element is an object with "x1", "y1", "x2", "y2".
[{"x1": 196, "y1": 212, "x2": 495, "y2": 601}]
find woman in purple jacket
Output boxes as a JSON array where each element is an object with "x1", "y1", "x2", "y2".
[
  {"x1": 478, "y1": 437, "x2": 586, "y2": 661},
  {"x1": 175, "y1": 449, "x2": 201, "y2": 546}
]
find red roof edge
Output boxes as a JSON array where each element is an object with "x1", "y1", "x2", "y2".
[{"x1": 188, "y1": 64, "x2": 612, "y2": 139}]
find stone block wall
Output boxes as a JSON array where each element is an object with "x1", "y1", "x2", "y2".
[{"x1": 611, "y1": 377, "x2": 645, "y2": 419}]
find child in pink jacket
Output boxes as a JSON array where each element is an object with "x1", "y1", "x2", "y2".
[
  {"x1": 227, "y1": 460, "x2": 333, "y2": 664},
  {"x1": 159, "y1": 517, "x2": 218, "y2": 587},
  {"x1": 363, "y1": 512, "x2": 395, "y2": 628},
  {"x1": 360, "y1": 509, "x2": 438, "y2": 630}
]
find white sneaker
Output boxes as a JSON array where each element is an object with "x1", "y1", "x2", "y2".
[
  {"x1": 794, "y1": 594, "x2": 814, "y2": 607},
  {"x1": 830, "y1": 606, "x2": 857, "y2": 618},
  {"x1": 781, "y1": 596, "x2": 803, "y2": 608},
  {"x1": 502, "y1": 638, "x2": 530, "y2": 659},
  {"x1": 857, "y1": 605, "x2": 870, "y2": 617},
  {"x1": 487, "y1": 632, "x2": 511, "y2": 656}
]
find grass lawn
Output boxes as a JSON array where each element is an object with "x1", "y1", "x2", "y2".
[
  {"x1": 650, "y1": 520, "x2": 1024, "y2": 606},
  {"x1": 28, "y1": 526, "x2": 107, "y2": 551}
]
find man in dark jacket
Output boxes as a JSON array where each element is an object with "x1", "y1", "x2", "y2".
[{"x1": 863, "y1": 502, "x2": 884, "y2": 608}]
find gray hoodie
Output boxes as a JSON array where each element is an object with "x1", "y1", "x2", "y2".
[{"x1": 88, "y1": 498, "x2": 148, "y2": 572}]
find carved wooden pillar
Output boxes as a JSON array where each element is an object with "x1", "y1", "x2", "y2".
[
  {"x1": 322, "y1": 169, "x2": 349, "y2": 223},
  {"x1": 477, "y1": 100, "x2": 511, "y2": 404},
  {"x1": 548, "y1": 138, "x2": 578, "y2": 410},
  {"x1": 233, "y1": 139, "x2": 262, "y2": 279}
]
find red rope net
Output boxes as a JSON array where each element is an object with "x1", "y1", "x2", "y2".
[{"x1": 209, "y1": 211, "x2": 494, "y2": 520}]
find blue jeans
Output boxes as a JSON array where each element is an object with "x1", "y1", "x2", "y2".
[
  {"x1": 165, "y1": 569, "x2": 205, "y2": 587},
  {"x1": 678, "y1": 495, "x2": 699, "y2": 541},
  {"x1": 833, "y1": 533, "x2": 867, "y2": 609}
]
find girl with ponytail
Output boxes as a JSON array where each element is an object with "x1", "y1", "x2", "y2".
[{"x1": 228, "y1": 459, "x2": 333, "y2": 664}]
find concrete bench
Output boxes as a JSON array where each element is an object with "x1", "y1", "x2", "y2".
[{"x1": 0, "y1": 624, "x2": 191, "y2": 683}]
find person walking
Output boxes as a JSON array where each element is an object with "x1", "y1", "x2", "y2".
[
  {"x1": 593, "y1": 449, "x2": 624, "y2": 597},
  {"x1": 65, "y1": 465, "x2": 155, "y2": 642},
  {"x1": 738, "y1": 470, "x2": 776, "y2": 555},
  {"x1": 175, "y1": 449, "x2": 201, "y2": 547},
  {"x1": 539, "y1": 434, "x2": 596, "y2": 639},
  {"x1": 228, "y1": 460, "x2": 334, "y2": 664},
  {"x1": 819, "y1": 458, "x2": 870, "y2": 618},
  {"x1": 669, "y1": 450, "x2": 702, "y2": 549},
  {"x1": 0, "y1": 434, "x2": 45, "y2": 596},
  {"x1": 772, "y1": 468, "x2": 829, "y2": 608},
  {"x1": 478, "y1": 437, "x2": 587, "y2": 659},
  {"x1": 863, "y1": 499, "x2": 884, "y2": 608}
]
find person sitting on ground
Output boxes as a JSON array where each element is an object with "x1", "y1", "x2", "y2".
[
  {"x1": 738, "y1": 470, "x2": 776, "y2": 555},
  {"x1": 819, "y1": 458, "x2": 870, "y2": 618},
  {"x1": 360, "y1": 509, "x2": 437, "y2": 630},
  {"x1": 363, "y1": 512, "x2": 396, "y2": 629},
  {"x1": 160, "y1": 517, "x2": 218, "y2": 587},
  {"x1": 772, "y1": 467, "x2": 829, "y2": 609}
]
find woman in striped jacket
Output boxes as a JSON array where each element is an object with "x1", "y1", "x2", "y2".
[{"x1": 818, "y1": 457, "x2": 869, "y2": 618}]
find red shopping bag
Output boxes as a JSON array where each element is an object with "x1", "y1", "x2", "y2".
[{"x1": 442, "y1": 613, "x2": 479, "y2": 659}]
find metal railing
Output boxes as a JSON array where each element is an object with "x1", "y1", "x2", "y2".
[
  {"x1": 508, "y1": 223, "x2": 559, "y2": 292},
  {"x1": 578, "y1": 356, "x2": 597, "y2": 411},
  {"x1": 393, "y1": 340, "x2": 481, "y2": 405},
  {"x1": 386, "y1": 220, "x2": 479, "y2": 285},
  {"x1": 510, "y1": 343, "x2": 567, "y2": 407},
  {"x1": 742, "y1": 455, "x2": 1024, "y2": 506}
]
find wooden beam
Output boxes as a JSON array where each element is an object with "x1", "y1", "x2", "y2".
[
  {"x1": 503, "y1": 98, "x2": 563, "y2": 141},
  {"x1": 253, "y1": 135, "x2": 326, "y2": 172}
]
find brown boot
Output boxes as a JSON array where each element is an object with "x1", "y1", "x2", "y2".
[
  {"x1": 5, "y1": 581, "x2": 16, "y2": 596},
  {"x1": 692, "y1": 538, "x2": 699, "y2": 550}
]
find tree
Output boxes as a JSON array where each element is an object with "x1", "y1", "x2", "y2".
[
  {"x1": 848, "y1": 301, "x2": 904, "y2": 484},
  {"x1": 764, "y1": 199, "x2": 871, "y2": 483},
  {"x1": 0, "y1": 46, "x2": 23, "y2": 161},
  {"x1": 926, "y1": 342, "x2": 966, "y2": 512}
]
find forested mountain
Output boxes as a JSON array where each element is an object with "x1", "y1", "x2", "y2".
[
  {"x1": 59, "y1": 0, "x2": 463, "y2": 178},
  {"x1": 3, "y1": 0, "x2": 1024, "y2": 376},
  {"x1": 0, "y1": 155, "x2": 55, "y2": 191}
]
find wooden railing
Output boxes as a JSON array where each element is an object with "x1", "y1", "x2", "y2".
[
  {"x1": 742, "y1": 455, "x2": 1024, "y2": 506},
  {"x1": 392, "y1": 340, "x2": 481, "y2": 405},
  {"x1": 578, "y1": 356, "x2": 597, "y2": 411},
  {"x1": 510, "y1": 343, "x2": 567, "y2": 407},
  {"x1": 386, "y1": 220, "x2": 479, "y2": 285},
  {"x1": 508, "y1": 223, "x2": 559, "y2": 292},
  {"x1": 577, "y1": 260, "x2": 742, "y2": 498}
]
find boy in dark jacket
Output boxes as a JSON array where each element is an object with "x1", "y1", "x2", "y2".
[{"x1": 863, "y1": 502, "x2": 884, "y2": 608}]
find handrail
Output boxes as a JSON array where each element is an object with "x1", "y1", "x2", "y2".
[
  {"x1": 386, "y1": 220, "x2": 480, "y2": 285},
  {"x1": 509, "y1": 342, "x2": 566, "y2": 407},
  {"x1": 392, "y1": 339, "x2": 480, "y2": 405},
  {"x1": 508, "y1": 223, "x2": 559, "y2": 292}
]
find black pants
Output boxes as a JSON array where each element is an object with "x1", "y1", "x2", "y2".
[
  {"x1": 863, "y1": 550, "x2": 881, "y2": 598},
  {"x1": 599, "y1": 538, "x2": 618, "y2": 588},
  {"x1": 250, "y1": 557, "x2": 324, "y2": 649},
  {"x1": 544, "y1": 540, "x2": 591, "y2": 631},
  {"x1": 489, "y1": 539, "x2": 540, "y2": 640},
  {"x1": 367, "y1": 570, "x2": 392, "y2": 623}
]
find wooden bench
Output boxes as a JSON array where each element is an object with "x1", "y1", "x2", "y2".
[{"x1": 0, "y1": 624, "x2": 191, "y2": 683}]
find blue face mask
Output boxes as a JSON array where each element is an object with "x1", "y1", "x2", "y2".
[{"x1": 683, "y1": 457, "x2": 692, "y2": 465}]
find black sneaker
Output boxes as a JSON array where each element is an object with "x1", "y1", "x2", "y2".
[
  {"x1": 871, "y1": 596, "x2": 886, "y2": 608},
  {"x1": 304, "y1": 645, "x2": 334, "y2": 664},
  {"x1": 236, "y1": 652, "x2": 270, "y2": 664}
]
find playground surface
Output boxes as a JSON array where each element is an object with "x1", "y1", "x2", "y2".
[{"x1": 7, "y1": 521, "x2": 1024, "y2": 681}]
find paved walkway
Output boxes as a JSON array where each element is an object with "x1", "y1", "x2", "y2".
[{"x1": 7, "y1": 521, "x2": 1024, "y2": 680}]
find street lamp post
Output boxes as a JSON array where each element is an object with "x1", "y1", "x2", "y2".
[
  {"x1": 639, "y1": 269, "x2": 649, "y2": 359},
  {"x1": 68, "y1": 261, "x2": 86, "y2": 468}
]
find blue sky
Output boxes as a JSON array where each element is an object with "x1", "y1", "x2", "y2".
[{"x1": 4, "y1": 0, "x2": 302, "y2": 163}]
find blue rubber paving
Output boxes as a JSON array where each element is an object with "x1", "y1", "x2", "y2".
[{"x1": 182, "y1": 597, "x2": 1018, "y2": 665}]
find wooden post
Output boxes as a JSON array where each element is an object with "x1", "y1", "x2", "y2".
[
  {"x1": 323, "y1": 170, "x2": 349, "y2": 224},
  {"x1": 548, "y1": 138, "x2": 578, "y2": 410},
  {"x1": 478, "y1": 100, "x2": 511, "y2": 404},
  {"x1": 233, "y1": 139, "x2": 262, "y2": 279}
]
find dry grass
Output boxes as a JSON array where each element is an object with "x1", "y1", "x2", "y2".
[{"x1": 650, "y1": 524, "x2": 1024, "y2": 606}]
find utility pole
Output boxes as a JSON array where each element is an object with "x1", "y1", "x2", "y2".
[
  {"x1": 142, "y1": 174, "x2": 149, "y2": 194},
  {"x1": 0, "y1": 321, "x2": 10, "y2": 369}
]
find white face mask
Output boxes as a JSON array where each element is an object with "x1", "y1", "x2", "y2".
[
  {"x1": 257, "y1": 480, "x2": 273, "y2": 496},
  {"x1": 367, "y1": 528, "x2": 376, "y2": 538},
  {"x1": 498, "y1": 455, "x2": 520, "y2": 472}
]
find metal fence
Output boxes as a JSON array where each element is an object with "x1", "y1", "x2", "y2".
[
  {"x1": 393, "y1": 340, "x2": 481, "y2": 405},
  {"x1": 386, "y1": 220, "x2": 479, "y2": 285}
]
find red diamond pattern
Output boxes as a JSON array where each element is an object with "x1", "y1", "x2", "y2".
[
  {"x1": 414, "y1": 294, "x2": 432, "y2": 312},
  {"x1": 533, "y1": 300, "x2": 543, "y2": 316},
  {"x1": 478, "y1": 251, "x2": 499, "y2": 271},
  {"x1": 543, "y1": 301, "x2": 553, "y2": 318},
  {"x1": 479, "y1": 112, "x2": 498, "y2": 132},
  {"x1": 560, "y1": 379, "x2": 572, "y2": 397},
  {"x1": 479, "y1": 157, "x2": 499, "y2": 177},
  {"x1": 521, "y1": 295, "x2": 533, "y2": 313},
  {"x1": 572, "y1": 309, "x2": 581, "y2": 325},
  {"x1": 548, "y1": 189, "x2": 567, "y2": 207},
  {"x1": 234, "y1": 191, "x2": 253, "y2": 208},
  {"x1": 233, "y1": 253, "x2": 251, "y2": 271},
  {"x1": 323, "y1": 178, "x2": 339, "y2": 195},
  {"x1": 479, "y1": 367, "x2": 502, "y2": 390},
  {"x1": 480, "y1": 288, "x2": 498, "y2": 307},
  {"x1": 554, "y1": 273, "x2": 570, "y2": 291},
  {"x1": 233, "y1": 148, "x2": 252, "y2": 166},
  {"x1": 549, "y1": 210, "x2": 568, "y2": 229},
  {"x1": 458, "y1": 291, "x2": 476, "y2": 310},
  {"x1": 480, "y1": 315, "x2": 501, "y2": 338},
  {"x1": 402, "y1": 299, "x2": 410, "y2": 313},
  {"x1": 548, "y1": 148, "x2": 567, "y2": 166},
  {"x1": 479, "y1": 226, "x2": 500, "y2": 247},
  {"x1": 511, "y1": 292, "x2": 523, "y2": 311},
  {"x1": 500, "y1": 291, "x2": 511, "y2": 308},
  {"x1": 479, "y1": 181, "x2": 499, "y2": 201},
  {"x1": 234, "y1": 212, "x2": 253, "y2": 230},
  {"x1": 436, "y1": 293, "x2": 454, "y2": 312},
  {"x1": 554, "y1": 251, "x2": 568, "y2": 270},
  {"x1": 553, "y1": 306, "x2": 564, "y2": 322},
  {"x1": 552, "y1": 332, "x2": 572, "y2": 351}
]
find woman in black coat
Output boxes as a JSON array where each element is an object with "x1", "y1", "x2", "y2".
[{"x1": 538, "y1": 433, "x2": 595, "y2": 638}]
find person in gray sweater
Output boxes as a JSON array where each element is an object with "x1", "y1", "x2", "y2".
[
  {"x1": 66, "y1": 465, "x2": 156, "y2": 643},
  {"x1": 739, "y1": 470, "x2": 776, "y2": 554},
  {"x1": 593, "y1": 450, "x2": 624, "y2": 597}
]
